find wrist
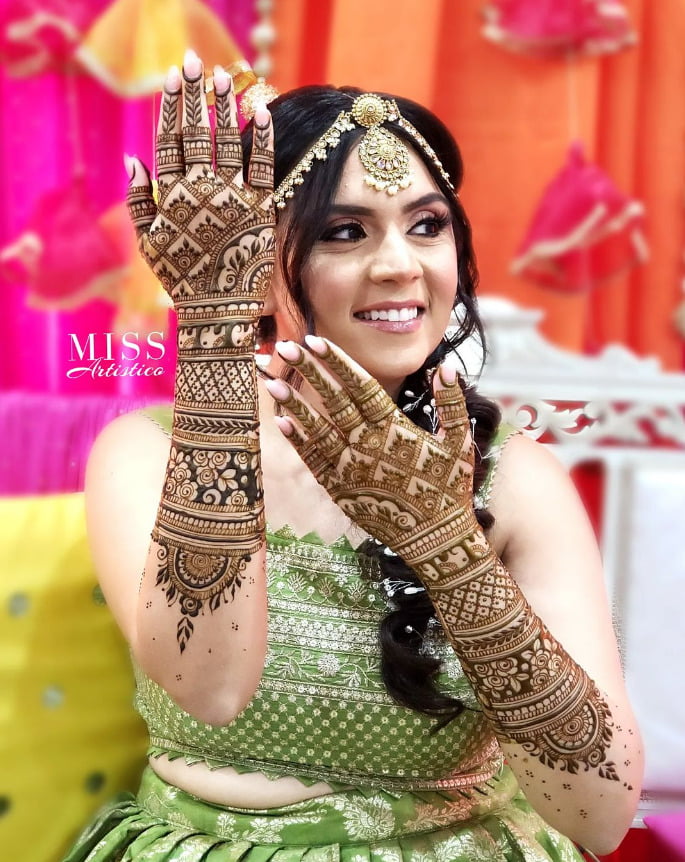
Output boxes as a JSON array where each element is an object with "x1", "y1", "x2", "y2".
[{"x1": 176, "y1": 314, "x2": 259, "y2": 356}]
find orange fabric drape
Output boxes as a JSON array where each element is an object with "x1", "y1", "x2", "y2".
[{"x1": 271, "y1": 0, "x2": 685, "y2": 369}]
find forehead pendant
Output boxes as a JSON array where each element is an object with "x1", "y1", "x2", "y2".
[
  {"x1": 351, "y1": 94, "x2": 412, "y2": 195},
  {"x1": 273, "y1": 93, "x2": 453, "y2": 210}
]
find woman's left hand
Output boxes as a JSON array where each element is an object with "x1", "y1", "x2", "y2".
[{"x1": 265, "y1": 336, "x2": 484, "y2": 571}]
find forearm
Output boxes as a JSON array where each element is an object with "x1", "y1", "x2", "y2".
[
  {"x1": 415, "y1": 542, "x2": 642, "y2": 852},
  {"x1": 136, "y1": 311, "x2": 268, "y2": 723}
]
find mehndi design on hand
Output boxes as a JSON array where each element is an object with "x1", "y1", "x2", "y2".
[
  {"x1": 127, "y1": 58, "x2": 274, "y2": 652},
  {"x1": 271, "y1": 337, "x2": 619, "y2": 781}
]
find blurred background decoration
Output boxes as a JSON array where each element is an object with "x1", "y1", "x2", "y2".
[
  {"x1": 76, "y1": 0, "x2": 249, "y2": 96},
  {"x1": 481, "y1": 0, "x2": 637, "y2": 57},
  {"x1": 1, "y1": 2, "x2": 685, "y2": 861},
  {"x1": 510, "y1": 142, "x2": 648, "y2": 295}
]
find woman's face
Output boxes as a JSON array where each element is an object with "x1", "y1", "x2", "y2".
[{"x1": 298, "y1": 144, "x2": 459, "y2": 398}]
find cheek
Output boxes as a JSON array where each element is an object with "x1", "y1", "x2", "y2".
[{"x1": 302, "y1": 262, "x2": 353, "y2": 325}]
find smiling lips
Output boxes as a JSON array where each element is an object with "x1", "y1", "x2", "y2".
[
  {"x1": 353, "y1": 304, "x2": 423, "y2": 332},
  {"x1": 356, "y1": 306, "x2": 419, "y2": 322}
]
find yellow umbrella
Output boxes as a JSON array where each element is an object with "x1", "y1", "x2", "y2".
[{"x1": 75, "y1": 0, "x2": 255, "y2": 97}]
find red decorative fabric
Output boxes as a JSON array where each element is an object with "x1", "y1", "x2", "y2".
[
  {"x1": 511, "y1": 142, "x2": 648, "y2": 293},
  {"x1": 481, "y1": 0, "x2": 636, "y2": 56}
]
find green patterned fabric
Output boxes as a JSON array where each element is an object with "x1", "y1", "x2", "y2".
[
  {"x1": 64, "y1": 765, "x2": 584, "y2": 861},
  {"x1": 63, "y1": 407, "x2": 585, "y2": 859},
  {"x1": 133, "y1": 407, "x2": 514, "y2": 792}
]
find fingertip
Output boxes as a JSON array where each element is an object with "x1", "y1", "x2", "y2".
[
  {"x1": 303, "y1": 334, "x2": 327, "y2": 356},
  {"x1": 123, "y1": 153, "x2": 136, "y2": 181},
  {"x1": 275, "y1": 340, "x2": 303, "y2": 363},
  {"x1": 213, "y1": 66, "x2": 230, "y2": 95},
  {"x1": 264, "y1": 377, "x2": 291, "y2": 402},
  {"x1": 437, "y1": 363, "x2": 457, "y2": 388},
  {"x1": 165, "y1": 65, "x2": 182, "y2": 92},
  {"x1": 274, "y1": 415, "x2": 294, "y2": 437},
  {"x1": 254, "y1": 102, "x2": 270, "y2": 127},
  {"x1": 183, "y1": 48, "x2": 202, "y2": 81}
]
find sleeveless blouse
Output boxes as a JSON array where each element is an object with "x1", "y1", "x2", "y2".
[{"x1": 134, "y1": 405, "x2": 519, "y2": 793}]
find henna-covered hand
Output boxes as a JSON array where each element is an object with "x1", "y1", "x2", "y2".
[
  {"x1": 268, "y1": 336, "x2": 619, "y2": 783},
  {"x1": 266, "y1": 336, "x2": 478, "y2": 568},
  {"x1": 126, "y1": 56, "x2": 274, "y2": 652},
  {"x1": 126, "y1": 61, "x2": 274, "y2": 328}
]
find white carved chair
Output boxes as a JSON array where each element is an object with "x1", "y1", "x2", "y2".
[{"x1": 455, "y1": 297, "x2": 685, "y2": 824}]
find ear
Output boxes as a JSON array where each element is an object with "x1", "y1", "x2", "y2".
[{"x1": 261, "y1": 259, "x2": 284, "y2": 316}]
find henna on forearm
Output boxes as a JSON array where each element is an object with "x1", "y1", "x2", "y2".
[
  {"x1": 270, "y1": 339, "x2": 620, "y2": 781},
  {"x1": 415, "y1": 551, "x2": 618, "y2": 781},
  {"x1": 127, "y1": 61, "x2": 274, "y2": 653}
]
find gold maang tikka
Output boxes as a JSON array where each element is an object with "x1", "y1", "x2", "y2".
[{"x1": 273, "y1": 93, "x2": 453, "y2": 210}]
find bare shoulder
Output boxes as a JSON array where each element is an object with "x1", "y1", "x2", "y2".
[
  {"x1": 486, "y1": 432, "x2": 590, "y2": 570},
  {"x1": 85, "y1": 410, "x2": 171, "y2": 641}
]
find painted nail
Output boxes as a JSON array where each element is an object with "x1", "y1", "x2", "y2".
[
  {"x1": 438, "y1": 364, "x2": 457, "y2": 386},
  {"x1": 274, "y1": 416, "x2": 294, "y2": 437},
  {"x1": 213, "y1": 66, "x2": 230, "y2": 95},
  {"x1": 254, "y1": 103, "x2": 270, "y2": 127},
  {"x1": 165, "y1": 65, "x2": 182, "y2": 92},
  {"x1": 304, "y1": 334, "x2": 327, "y2": 355},
  {"x1": 275, "y1": 340, "x2": 303, "y2": 363},
  {"x1": 123, "y1": 154, "x2": 136, "y2": 181},
  {"x1": 264, "y1": 378, "x2": 291, "y2": 401},
  {"x1": 183, "y1": 49, "x2": 202, "y2": 80}
]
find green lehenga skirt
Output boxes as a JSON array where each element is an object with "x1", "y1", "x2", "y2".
[{"x1": 63, "y1": 765, "x2": 585, "y2": 862}]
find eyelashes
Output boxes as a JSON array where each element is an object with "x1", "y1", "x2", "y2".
[
  {"x1": 319, "y1": 212, "x2": 452, "y2": 243},
  {"x1": 320, "y1": 222, "x2": 366, "y2": 242}
]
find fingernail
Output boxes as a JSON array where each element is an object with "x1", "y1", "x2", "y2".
[
  {"x1": 183, "y1": 48, "x2": 202, "y2": 80},
  {"x1": 123, "y1": 154, "x2": 136, "y2": 181},
  {"x1": 165, "y1": 65, "x2": 182, "y2": 91},
  {"x1": 275, "y1": 340, "x2": 303, "y2": 362},
  {"x1": 254, "y1": 103, "x2": 270, "y2": 127},
  {"x1": 304, "y1": 334, "x2": 327, "y2": 355},
  {"x1": 274, "y1": 416, "x2": 294, "y2": 437},
  {"x1": 213, "y1": 66, "x2": 230, "y2": 95},
  {"x1": 264, "y1": 378, "x2": 291, "y2": 401},
  {"x1": 438, "y1": 364, "x2": 457, "y2": 386}
]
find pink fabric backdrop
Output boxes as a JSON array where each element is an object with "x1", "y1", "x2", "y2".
[{"x1": 0, "y1": 0, "x2": 255, "y2": 398}]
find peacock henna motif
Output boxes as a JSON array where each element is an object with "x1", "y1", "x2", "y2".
[
  {"x1": 127, "y1": 63, "x2": 274, "y2": 652},
  {"x1": 273, "y1": 339, "x2": 619, "y2": 780}
]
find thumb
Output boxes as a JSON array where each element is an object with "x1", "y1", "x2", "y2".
[
  {"x1": 433, "y1": 362, "x2": 473, "y2": 458},
  {"x1": 125, "y1": 155, "x2": 157, "y2": 242}
]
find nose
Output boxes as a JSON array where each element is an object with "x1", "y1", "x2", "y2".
[{"x1": 368, "y1": 228, "x2": 422, "y2": 285}]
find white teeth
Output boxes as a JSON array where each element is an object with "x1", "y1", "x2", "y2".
[{"x1": 358, "y1": 307, "x2": 419, "y2": 321}]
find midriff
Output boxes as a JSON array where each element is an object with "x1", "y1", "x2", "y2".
[{"x1": 149, "y1": 753, "x2": 336, "y2": 808}]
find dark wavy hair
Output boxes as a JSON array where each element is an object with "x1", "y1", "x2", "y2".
[{"x1": 242, "y1": 86, "x2": 501, "y2": 728}]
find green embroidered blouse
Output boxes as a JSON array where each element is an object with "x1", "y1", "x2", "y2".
[{"x1": 134, "y1": 406, "x2": 518, "y2": 793}]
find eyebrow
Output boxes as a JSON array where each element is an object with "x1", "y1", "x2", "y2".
[{"x1": 328, "y1": 192, "x2": 448, "y2": 217}]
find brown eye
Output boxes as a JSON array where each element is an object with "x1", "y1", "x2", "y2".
[
  {"x1": 411, "y1": 214, "x2": 451, "y2": 236},
  {"x1": 320, "y1": 222, "x2": 366, "y2": 242}
]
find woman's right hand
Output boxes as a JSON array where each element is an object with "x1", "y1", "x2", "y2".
[{"x1": 125, "y1": 50, "x2": 275, "y2": 349}]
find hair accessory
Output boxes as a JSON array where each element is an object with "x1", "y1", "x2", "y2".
[
  {"x1": 380, "y1": 577, "x2": 426, "y2": 598},
  {"x1": 470, "y1": 416, "x2": 482, "y2": 458},
  {"x1": 274, "y1": 93, "x2": 454, "y2": 210},
  {"x1": 240, "y1": 76, "x2": 280, "y2": 121}
]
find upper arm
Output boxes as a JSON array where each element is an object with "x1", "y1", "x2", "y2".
[
  {"x1": 487, "y1": 434, "x2": 627, "y2": 703},
  {"x1": 84, "y1": 411, "x2": 170, "y2": 644}
]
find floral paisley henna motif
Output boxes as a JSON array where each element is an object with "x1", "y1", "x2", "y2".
[
  {"x1": 127, "y1": 61, "x2": 274, "y2": 652},
  {"x1": 273, "y1": 339, "x2": 619, "y2": 781}
]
